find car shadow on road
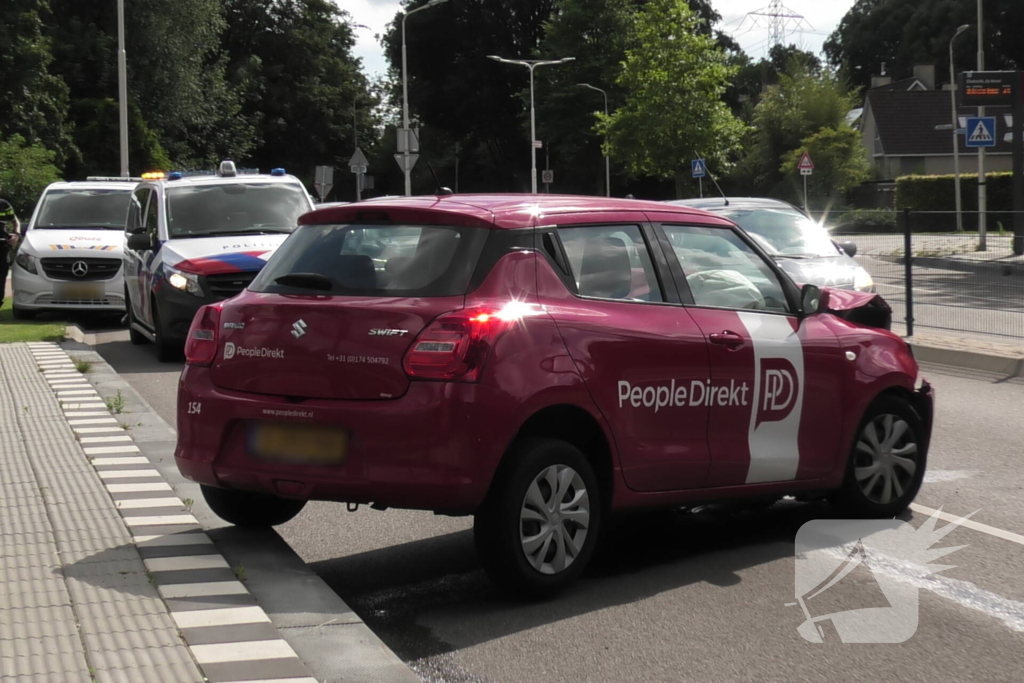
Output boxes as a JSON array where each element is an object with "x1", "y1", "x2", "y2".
[
  {"x1": 93, "y1": 338, "x2": 185, "y2": 375},
  {"x1": 308, "y1": 500, "x2": 861, "y2": 664}
]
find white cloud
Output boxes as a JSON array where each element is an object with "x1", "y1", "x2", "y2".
[{"x1": 340, "y1": 0, "x2": 857, "y2": 78}]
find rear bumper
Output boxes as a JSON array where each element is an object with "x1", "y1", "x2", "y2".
[{"x1": 174, "y1": 366, "x2": 515, "y2": 514}]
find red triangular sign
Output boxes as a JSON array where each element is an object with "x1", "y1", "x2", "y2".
[{"x1": 798, "y1": 152, "x2": 814, "y2": 170}]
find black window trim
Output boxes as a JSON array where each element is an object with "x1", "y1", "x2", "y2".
[
  {"x1": 652, "y1": 221, "x2": 803, "y2": 317},
  {"x1": 546, "y1": 221, "x2": 681, "y2": 307}
]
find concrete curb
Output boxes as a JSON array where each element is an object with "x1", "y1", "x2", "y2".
[
  {"x1": 909, "y1": 341, "x2": 1024, "y2": 377},
  {"x1": 58, "y1": 340, "x2": 421, "y2": 683},
  {"x1": 870, "y1": 251, "x2": 1024, "y2": 276}
]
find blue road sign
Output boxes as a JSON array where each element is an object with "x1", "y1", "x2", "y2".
[
  {"x1": 691, "y1": 159, "x2": 706, "y2": 178},
  {"x1": 965, "y1": 117, "x2": 997, "y2": 148}
]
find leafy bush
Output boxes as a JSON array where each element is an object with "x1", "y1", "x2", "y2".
[
  {"x1": 827, "y1": 208, "x2": 899, "y2": 234},
  {"x1": 0, "y1": 134, "x2": 62, "y2": 216}
]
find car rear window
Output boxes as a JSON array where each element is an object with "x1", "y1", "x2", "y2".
[{"x1": 249, "y1": 223, "x2": 489, "y2": 297}]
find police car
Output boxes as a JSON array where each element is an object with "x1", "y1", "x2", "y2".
[
  {"x1": 124, "y1": 162, "x2": 314, "y2": 361},
  {"x1": 11, "y1": 179, "x2": 137, "y2": 318}
]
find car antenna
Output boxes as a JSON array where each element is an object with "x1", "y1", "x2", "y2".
[
  {"x1": 427, "y1": 162, "x2": 453, "y2": 196},
  {"x1": 694, "y1": 149, "x2": 728, "y2": 206}
]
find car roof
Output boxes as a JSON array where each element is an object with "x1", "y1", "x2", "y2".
[
  {"x1": 302, "y1": 193, "x2": 728, "y2": 230},
  {"x1": 44, "y1": 181, "x2": 138, "y2": 192},
  {"x1": 667, "y1": 197, "x2": 804, "y2": 213},
  {"x1": 148, "y1": 174, "x2": 304, "y2": 188}
]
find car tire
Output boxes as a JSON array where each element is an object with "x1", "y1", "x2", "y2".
[
  {"x1": 201, "y1": 485, "x2": 307, "y2": 528},
  {"x1": 152, "y1": 299, "x2": 179, "y2": 362},
  {"x1": 474, "y1": 438, "x2": 602, "y2": 598},
  {"x1": 12, "y1": 305, "x2": 36, "y2": 320},
  {"x1": 125, "y1": 289, "x2": 147, "y2": 345},
  {"x1": 832, "y1": 395, "x2": 927, "y2": 519}
]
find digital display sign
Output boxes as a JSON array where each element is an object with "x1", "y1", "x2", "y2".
[{"x1": 958, "y1": 71, "x2": 1016, "y2": 106}]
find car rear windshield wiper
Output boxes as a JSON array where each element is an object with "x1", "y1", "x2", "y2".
[{"x1": 274, "y1": 273, "x2": 333, "y2": 291}]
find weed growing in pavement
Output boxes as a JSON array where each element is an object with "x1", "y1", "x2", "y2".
[
  {"x1": 74, "y1": 358, "x2": 92, "y2": 373},
  {"x1": 233, "y1": 565, "x2": 247, "y2": 582},
  {"x1": 105, "y1": 390, "x2": 126, "y2": 414},
  {"x1": 147, "y1": 571, "x2": 158, "y2": 588},
  {"x1": 182, "y1": 498, "x2": 194, "y2": 513}
]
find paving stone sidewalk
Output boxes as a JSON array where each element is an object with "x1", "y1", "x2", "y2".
[{"x1": 0, "y1": 342, "x2": 318, "y2": 683}]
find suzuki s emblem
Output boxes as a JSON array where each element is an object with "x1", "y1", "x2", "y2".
[
  {"x1": 291, "y1": 319, "x2": 308, "y2": 339},
  {"x1": 369, "y1": 328, "x2": 408, "y2": 337},
  {"x1": 72, "y1": 261, "x2": 89, "y2": 277}
]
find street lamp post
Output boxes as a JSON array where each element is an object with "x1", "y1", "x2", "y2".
[
  {"x1": 117, "y1": 0, "x2": 129, "y2": 178},
  {"x1": 950, "y1": 24, "x2": 970, "y2": 233},
  {"x1": 488, "y1": 56, "x2": 575, "y2": 194},
  {"x1": 402, "y1": 0, "x2": 448, "y2": 197},
  {"x1": 577, "y1": 83, "x2": 610, "y2": 197},
  {"x1": 977, "y1": 0, "x2": 987, "y2": 250}
]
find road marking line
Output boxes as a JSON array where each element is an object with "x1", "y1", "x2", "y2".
[
  {"x1": 123, "y1": 514, "x2": 198, "y2": 526},
  {"x1": 73, "y1": 427, "x2": 125, "y2": 434},
  {"x1": 115, "y1": 497, "x2": 182, "y2": 509},
  {"x1": 49, "y1": 381, "x2": 90, "y2": 387},
  {"x1": 97, "y1": 469, "x2": 161, "y2": 479},
  {"x1": 62, "y1": 403, "x2": 107, "y2": 410},
  {"x1": 158, "y1": 581, "x2": 247, "y2": 599},
  {"x1": 135, "y1": 532, "x2": 212, "y2": 546},
  {"x1": 171, "y1": 606, "x2": 271, "y2": 629},
  {"x1": 94, "y1": 457, "x2": 151, "y2": 466},
  {"x1": 225, "y1": 679, "x2": 318, "y2": 683},
  {"x1": 108, "y1": 482, "x2": 172, "y2": 492},
  {"x1": 56, "y1": 390, "x2": 98, "y2": 396},
  {"x1": 68, "y1": 417, "x2": 118, "y2": 424},
  {"x1": 189, "y1": 639, "x2": 298, "y2": 665},
  {"x1": 84, "y1": 445, "x2": 141, "y2": 455},
  {"x1": 144, "y1": 556, "x2": 230, "y2": 572},
  {"x1": 911, "y1": 504, "x2": 1024, "y2": 547},
  {"x1": 80, "y1": 435, "x2": 133, "y2": 444}
]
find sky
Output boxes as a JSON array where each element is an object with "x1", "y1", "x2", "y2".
[{"x1": 338, "y1": 0, "x2": 858, "y2": 79}]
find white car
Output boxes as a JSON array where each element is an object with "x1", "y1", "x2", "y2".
[{"x1": 12, "y1": 180, "x2": 137, "y2": 319}]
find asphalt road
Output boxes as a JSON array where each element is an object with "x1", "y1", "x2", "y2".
[{"x1": 89, "y1": 330, "x2": 1024, "y2": 683}]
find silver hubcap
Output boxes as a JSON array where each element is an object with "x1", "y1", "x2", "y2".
[
  {"x1": 854, "y1": 414, "x2": 918, "y2": 505},
  {"x1": 520, "y1": 465, "x2": 591, "y2": 575}
]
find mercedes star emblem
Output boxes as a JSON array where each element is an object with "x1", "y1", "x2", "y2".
[{"x1": 71, "y1": 261, "x2": 89, "y2": 277}]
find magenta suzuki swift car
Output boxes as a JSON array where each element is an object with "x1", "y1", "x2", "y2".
[{"x1": 175, "y1": 195, "x2": 932, "y2": 595}]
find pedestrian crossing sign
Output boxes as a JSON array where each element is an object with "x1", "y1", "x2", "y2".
[
  {"x1": 691, "y1": 159, "x2": 706, "y2": 178},
  {"x1": 965, "y1": 117, "x2": 997, "y2": 147}
]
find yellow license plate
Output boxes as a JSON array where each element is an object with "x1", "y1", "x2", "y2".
[
  {"x1": 55, "y1": 282, "x2": 104, "y2": 300},
  {"x1": 248, "y1": 422, "x2": 349, "y2": 465}
]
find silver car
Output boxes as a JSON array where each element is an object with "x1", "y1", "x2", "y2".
[{"x1": 667, "y1": 197, "x2": 874, "y2": 292}]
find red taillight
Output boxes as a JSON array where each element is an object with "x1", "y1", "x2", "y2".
[
  {"x1": 402, "y1": 302, "x2": 538, "y2": 382},
  {"x1": 184, "y1": 304, "x2": 223, "y2": 367}
]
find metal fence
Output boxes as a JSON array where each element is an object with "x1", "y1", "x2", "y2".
[{"x1": 812, "y1": 210, "x2": 1024, "y2": 341}]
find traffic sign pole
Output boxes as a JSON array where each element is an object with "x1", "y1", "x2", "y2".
[{"x1": 1014, "y1": 70, "x2": 1024, "y2": 255}]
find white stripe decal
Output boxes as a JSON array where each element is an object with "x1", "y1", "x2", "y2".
[
  {"x1": 738, "y1": 313, "x2": 804, "y2": 484},
  {"x1": 144, "y1": 556, "x2": 230, "y2": 572},
  {"x1": 172, "y1": 606, "x2": 271, "y2": 628},
  {"x1": 108, "y1": 482, "x2": 173, "y2": 492},
  {"x1": 189, "y1": 640, "x2": 297, "y2": 665},
  {"x1": 158, "y1": 581, "x2": 247, "y2": 599}
]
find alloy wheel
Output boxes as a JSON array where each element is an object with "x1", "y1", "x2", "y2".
[
  {"x1": 854, "y1": 413, "x2": 919, "y2": 505},
  {"x1": 519, "y1": 464, "x2": 591, "y2": 575}
]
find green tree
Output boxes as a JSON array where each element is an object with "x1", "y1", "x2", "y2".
[
  {"x1": 222, "y1": 0, "x2": 378, "y2": 197},
  {"x1": 825, "y1": 0, "x2": 1023, "y2": 91},
  {"x1": 0, "y1": 135, "x2": 63, "y2": 216},
  {"x1": 781, "y1": 127, "x2": 870, "y2": 210},
  {"x1": 0, "y1": 0, "x2": 73, "y2": 165},
  {"x1": 734, "y1": 62, "x2": 861, "y2": 200},
  {"x1": 380, "y1": 0, "x2": 557, "y2": 194},
  {"x1": 600, "y1": 0, "x2": 745, "y2": 197}
]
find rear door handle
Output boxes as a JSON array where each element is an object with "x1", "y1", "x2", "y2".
[{"x1": 709, "y1": 331, "x2": 744, "y2": 349}]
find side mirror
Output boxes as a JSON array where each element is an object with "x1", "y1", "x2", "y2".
[
  {"x1": 800, "y1": 284, "x2": 823, "y2": 316},
  {"x1": 837, "y1": 240, "x2": 858, "y2": 258},
  {"x1": 127, "y1": 232, "x2": 154, "y2": 251}
]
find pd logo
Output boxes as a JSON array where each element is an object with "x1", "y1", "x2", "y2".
[
  {"x1": 756, "y1": 357, "x2": 799, "y2": 427},
  {"x1": 223, "y1": 342, "x2": 236, "y2": 360}
]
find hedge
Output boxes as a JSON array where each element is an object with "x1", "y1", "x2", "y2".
[{"x1": 894, "y1": 172, "x2": 1015, "y2": 232}]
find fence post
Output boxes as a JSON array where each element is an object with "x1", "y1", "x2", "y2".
[{"x1": 903, "y1": 208, "x2": 914, "y2": 337}]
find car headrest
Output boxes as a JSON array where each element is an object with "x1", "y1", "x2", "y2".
[
  {"x1": 580, "y1": 236, "x2": 632, "y2": 300},
  {"x1": 335, "y1": 254, "x2": 376, "y2": 290}
]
